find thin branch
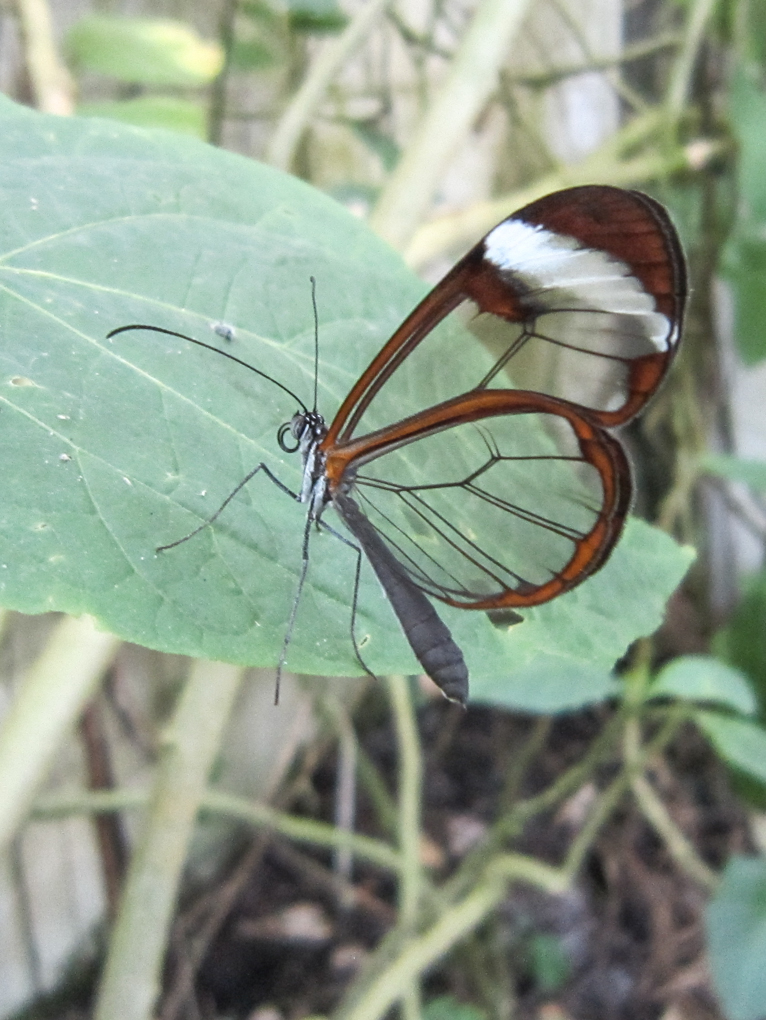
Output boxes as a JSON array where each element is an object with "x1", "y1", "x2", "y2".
[
  {"x1": 624, "y1": 715, "x2": 717, "y2": 890},
  {"x1": 267, "y1": 0, "x2": 391, "y2": 171},
  {"x1": 405, "y1": 128, "x2": 724, "y2": 269},
  {"x1": 370, "y1": 0, "x2": 534, "y2": 249},
  {"x1": 0, "y1": 615, "x2": 119, "y2": 854},
  {"x1": 387, "y1": 674, "x2": 424, "y2": 1018},
  {"x1": 33, "y1": 785, "x2": 403, "y2": 875},
  {"x1": 14, "y1": 0, "x2": 75, "y2": 114},
  {"x1": 665, "y1": 0, "x2": 718, "y2": 120},
  {"x1": 506, "y1": 33, "x2": 682, "y2": 88},
  {"x1": 387, "y1": 674, "x2": 423, "y2": 929},
  {"x1": 93, "y1": 661, "x2": 245, "y2": 1020},
  {"x1": 207, "y1": 0, "x2": 239, "y2": 145},
  {"x1": 336, "y1": 854, "x2": 566, "y2": 1020}
]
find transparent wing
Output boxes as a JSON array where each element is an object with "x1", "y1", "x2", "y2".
[
  {"x1": 324, "y1": 186, "x2": 685, "y2": 447},
  {"x1": 331, "y1": 398, "x2": 631, "y2": 609}
]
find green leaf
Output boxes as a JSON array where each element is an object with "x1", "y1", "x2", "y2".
[
  {"x1": 471, "y1": 521, "x2": 694, "y2": 709},
  {"x1": 707, "y1": 856, "x2": 766, "y2": 1020},
  {"x1": 722, "y1": 67, "x2": 766, "y2": 363},
  {"x1": 472, "y1": 657, "x2": 619, "y2": 713},
  {"x1": 529, "y1": 932, "x2": 570, "y2": 992},
  {"x1": 77, "y1": 97, "x2": 208, "y2": 138},
  {"x1": 748, "y1": 2, "x2": 766, "y2": 66},
  {"x1": 286, "y1": 0, "x2": 349, "y2": 33},
  {"x1": 0, "y1": 98, "x2": 692, "y2": 691},
  {"x1": 230, "y1": 37, "x2": 281, "y2": 71},
  {"x1": 66, "y1": 15, "x2": 224, "y2": 86},
  {"x1": 423, "y1": 996, "x2": 487, "y2": 1020},
  {"x1": 729, "y1": 66, "x2": 766, "y2": 222},
  {"x1": 702, "y1": 452, "x2": 766, "y2": 491},
  {"x1": 351, "y1": 122, "x2": 401, "y2": 172},
  {"x1": 695, "y1": 711, "x2": 766, "y2": 783},
  {"x1": 649, "y1": 655, "x2": 757, "y2": 714},
  {"x1": 713, "y1": 569, "x2": 766, "y2": 713},
  {"x1": 721, "y1": 230, "x2": 766, "y2": 363}
]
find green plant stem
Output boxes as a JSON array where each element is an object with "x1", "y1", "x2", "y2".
[
  {"x1": 403, "y1": 108, "x2": 698, "y2": 267},
  {"x1": 267, "y1": 0, "x2": 391, "y2": 171},
  {"x1": 563, "y1": 762, "x2": 632, "y2": 879},
  {"x1": 336, "y1": 877, "x2": 504, "y2": 1020},
  {"x1": 624, "y1": 715, "x2": 718, "y2": 890},
  {"x1": 387, "y1": 674, "x2": 423, "y2": 1018},
  {"x1": 665, "y1": 0, "x2": 718, "y2": 120},
  {"x1": 632, "y1": 768, "x2": 717, "y2": 888},
  {"x1": 506, "y1": 32, "x2": 682, "y2": 87},
  {"x1": 208, "y1": 0, "x2": 238, "y2": 145},
  {"x1": 319, "y1": 694, "x2": 360, "y2": 881},
  {"x1": 370, "y1": 0, "x2": 533, "y2": 249},
  {"x1": 402, "y1": 985, "x2": 422, "y2": 1020},
  {"x1": 14, "y1": 0, "x2": 75, "y2": 114},
  {"x1": 32, "y1": 785, "x2": 402, "y2": 875},
  {"x1": 443, "y1": 708, "x2": 626, "y2": 901},
  {"x1": 387, "y1": 675, "x2": 423, "y2": 928},
  {"x1": 336, "y1": 855, "x2": 565, "y2": 1020},
  {"x1": 93, "y1": 660, "x2": 245, "y2": 1020},
  {"x1": 498, "y1": 716, "x2": 552, "y2": 815},
  {"x1": 564, "y1": 707, "x2": 688, "y2": 879},
  {"x1": 356, "y1": 741, "x2": 398, "y2": 838},
  {"x1": 0, "y1": 615, "x2": 119, "y2": 854}
]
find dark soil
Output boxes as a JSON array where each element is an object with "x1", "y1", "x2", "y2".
[{"x1": 155, "y1": 698, "x2": 747, "y2": 1020}]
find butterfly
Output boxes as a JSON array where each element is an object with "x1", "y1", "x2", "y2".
[{"x1": 110, "y1": 185, "x2": 686, "y2": 706}]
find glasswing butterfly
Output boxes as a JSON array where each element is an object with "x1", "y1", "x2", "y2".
[{"x1": 110, "y1": 184, "x2": 686, "y2": 706}]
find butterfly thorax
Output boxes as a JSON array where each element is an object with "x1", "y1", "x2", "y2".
[{"x1": 278, "y1": 409, "x2": 329, "y2": 516}]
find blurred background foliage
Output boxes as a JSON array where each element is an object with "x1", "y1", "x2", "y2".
[{"x1": 2, "y1": 0, "x2": 766, "y2": 1018}]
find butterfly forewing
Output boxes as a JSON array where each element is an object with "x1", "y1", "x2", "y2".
[{"x1": 324, "y1": 186, "x2": 684, "y2": 447}]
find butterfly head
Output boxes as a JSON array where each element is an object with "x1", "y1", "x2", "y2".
[{"x1": 278, "y1": 410, "x2": 327, "y2": 454}]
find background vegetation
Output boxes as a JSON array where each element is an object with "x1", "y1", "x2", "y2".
[{"x1": 1, "y1": 0, "x2": 766, "y2": 1018}]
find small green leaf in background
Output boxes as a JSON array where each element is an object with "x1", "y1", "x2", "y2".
[
  {"x1": 707, "y1": 856, "x2": 766, "y2": 1020},
  {"x1": 721, "y1": 232, "x2": 766, "y2": 364},
  {"x1": 66, "y1": 15, "x2": 224, "y2": 86},
  {"x1": 713, "y1": 569, "x2": 766, "y2": 714},
  {"x1": 352, "y1": 122, "x2": 401, "y2": 172},
  {"x1": 695, "y1": 711, "x2": 766, "y2": 784},
  {"x1": 649, "y1": 655, "x2": 757, "y2": 714},
  {"x1": 423, "y1": 996, "x2": 487, "y2": 1020},
  {"x1": 77, "y1": 97, "x2": 208, "y2": 138},
  {"x1": 747, "y1": 0, "x2": 766, "y2": 65},
  {"x1": 286, "y1": 0, "x2": 349, "y2": 33},
  {"x1": 729, "y1": 66, "x2": 766, "y2": 219},
  {"x1": 702, "y1": 453, "x2": 766, "y2": 491},
  {"x1": 529, "y1": 932, "x2": 570, "y2": 993},
  {"x1": 230, "y1": 38, "x2": 282, "y2": 71},
  {"x1": 722, "y1": 66, "x2": 766, "y2": 364},
  {"x1": 231, "y1": 0, "x2": 287, "y2": 71}
]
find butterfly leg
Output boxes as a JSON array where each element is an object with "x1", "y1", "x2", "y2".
[
  {"x1": 157, "y1": 463, "x2": 299, "y2": 552},
  {"x1": 275, "y1": 505, "x2": 322, "y2": 704},
  {"x1": 316, "y1": 519, "x2": 379, "y2": 685}
]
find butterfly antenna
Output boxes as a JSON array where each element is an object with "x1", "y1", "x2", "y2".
[
  {"x1": 107, "y1": 324, "x2": 308, "y2": 411},
  {"x1": 309, "y1": 276, "x2": 320, "y2": 413}
]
